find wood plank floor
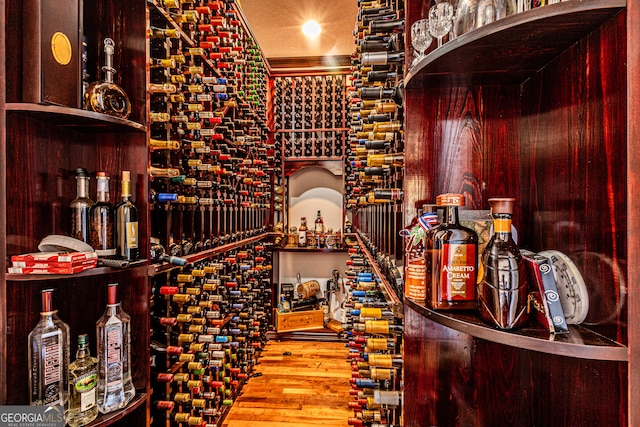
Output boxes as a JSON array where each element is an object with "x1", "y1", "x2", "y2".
[{"x1": 222, "y1": 340, "x2": 353, "y2": 427}]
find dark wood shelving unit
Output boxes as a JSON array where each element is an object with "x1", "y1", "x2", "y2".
[{"x1": 403, "y1": 1, "x2": 633, "y2": 426}]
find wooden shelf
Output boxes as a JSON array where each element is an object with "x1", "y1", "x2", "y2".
[
  {"x1": 6, "y1": 103, "x2": 146, "y2": 132},
  {"x1": 89, "y1": 393, "x2": 147, "y2": 427},
  {"x1": 148, "y1": 233, "x2": 270, "y2": 276},
  {"x1": 351, "y1": 233, "x2": 403, "y2": 318},
  {"x1": 405, "y1": 298, "x2": 628, "y2": 362},
  {"x1": 6, "y1": 263, "x2": 149, "y2": 282},
  {"x1": 405, "y1": 1, "x2": 625, "y2": 88}
]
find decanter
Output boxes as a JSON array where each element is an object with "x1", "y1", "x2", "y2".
[{"x1": 85, "y1": 38, "x2": 131, "y2": 119}]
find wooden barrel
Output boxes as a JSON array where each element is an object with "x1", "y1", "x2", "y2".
[{"x1": 296, "y1": 280, "x2": 320, "y2": 299}]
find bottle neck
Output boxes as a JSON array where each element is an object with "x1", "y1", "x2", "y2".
[
  {"x1": 76, "y1": 177, "x2": 90, "y2": 198},
  {"x1": 121, "y1": 180, "x2": 132, "y2": 200},
  {"x1": 76, "y1": 345, "x2": 90, "y2": 359},
  {"x1": 492, "y1": 215, "x2": 512, "y2": 240},
  {"x1": 96, "y1": 178, "x2": 110, "y2": 202},
  {"x1": 442, "y1": 205, "x2": 460, "y2": 225}
]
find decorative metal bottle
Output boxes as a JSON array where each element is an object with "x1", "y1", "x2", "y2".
[
  {"x1": 476, "y1": 198, "x2": 529, "y2": 329},
  {"x1": 85, "y1": 38, "x2": 131, "y2": 119}
]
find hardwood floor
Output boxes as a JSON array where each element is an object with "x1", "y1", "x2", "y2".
[{"x1": 222, "y1": 340, "x2": 353, "y2": 427}]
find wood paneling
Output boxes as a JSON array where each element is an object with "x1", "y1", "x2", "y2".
[{"x1": 222, "y1": 340, "x2": 352, "y2": 427}]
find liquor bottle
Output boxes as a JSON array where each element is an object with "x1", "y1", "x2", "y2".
[
  {"x1": 314, "y1": 210, "x2": 325, "y2": 234},
  {"x1": 426, "y1": 193, "x2": 478, "y2": 310},
  {"x1": 96, "y1": 283, "x2": 135, "y2": 413},
  {"x1": 85, "y1": 38, "x2": 131, "y2": 119},
  {"x1": 116, "y1": 171, "x2": 139, "y2": 261},
  {"x1": 477, "y1": 198, "x2": 529, "y2": 329},
  {"x1": 70, "y1": 168, "x2": 95, "y2": 243},
  {"x1": 298, "y1": 217, "x2": 308, "y2": 247},
  {"x1": 404, "y1": 209, "x2": 438, "y2": 301},
  {"x1": 90, "y1": 172, "x2": 116, "y2": 257},
  {"x1": 68, "y1": 334, "x2": 98, "y2": 426},
  {"x1": 28, "y1": 289, "x2": 71, "y2": 411}
]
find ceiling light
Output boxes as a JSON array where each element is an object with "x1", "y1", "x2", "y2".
[{"x1": 302, "y1": 20, "x2": 321, "y2": 38}]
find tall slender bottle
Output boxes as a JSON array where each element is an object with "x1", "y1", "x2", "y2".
[
  {"x1": 96, "y1": 283, "x2": 135, "y2": 413},
  {"x1": 28, "y1": 289, "x2": 71, "y2": 412},
  {"x1": 426, "y1": 193, "x2": 478, "y2": 310},
  {"x1": 116, "y1": 171, "x2": 139, "y2": 261},
  {"x1": 477, "y1": 198, "x2": 529, "y2": 329},
  {"x1": 90, "y1": 172, "x2": 116, "y2": 257},
  {"x1": 314, "y1": 210, "x2": 325, "y2": 233},
  {"x1": 70, "y1": 168, "x2": 95, "y2": 243},
  {"x1": 68, "y1": 334, "x2": 98, "y2": 426}
]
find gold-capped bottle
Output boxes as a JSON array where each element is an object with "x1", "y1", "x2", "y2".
[{"x1": 426, "y1": 193, "x2": 478, "y2": 310}]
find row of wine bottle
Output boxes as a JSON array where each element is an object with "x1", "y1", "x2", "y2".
[
  {"x1": 342, "y1": 237, "x2": 404, "y2": 427},
  {"x1": 149, "y1": 239, "x2": 273, "y2": 426},
  {"x1": 70, "y1": 168, "x2": 139, "y2": 261},
  {"x1": 148, "y1": 1, "x2": 273, "y2": 259},
  {"x1": 277, "y1": 130, "x2": 347, "y2": 158},
  {"x1": 28, "y1": 284, "x2": 134, "y2": 426},
  {"x1": 273, "y1": 75, "x2": 346, "y2": 131}
]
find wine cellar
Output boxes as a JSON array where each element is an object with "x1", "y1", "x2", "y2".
[{"x1": 0, "y1": 0, "x2": 639, "y2": 427}]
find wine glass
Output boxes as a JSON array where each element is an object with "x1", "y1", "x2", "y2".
[
  {"x1": 410, "y1": 19, "x2": 433, "y2": 68},
  {"x1": 428, "y1": 2, "x2": 455, "y2": 48}
]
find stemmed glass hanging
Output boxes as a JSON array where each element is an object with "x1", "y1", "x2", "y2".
[
  {"x1": 410, "y1": 19, "x2": 433, "y2": 68},
  {"x1": 428, "y1": 1, "x2": 455, "y2": 48}
]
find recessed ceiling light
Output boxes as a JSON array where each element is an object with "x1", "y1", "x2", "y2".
[{"x1": 302, "y1": 20, "x2": 321, "y2": 38}]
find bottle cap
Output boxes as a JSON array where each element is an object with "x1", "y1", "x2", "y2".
[
  {"x1": 41, "y1": 288, "x2": 54, "y2": 312},
  {"x1": 107, "y1": 283, "x2": 118, "y2": 305},
  {"x1": 77, "y1": 333, "x2": 89, "y2": 346},
  {"x1": 488, "y1": 198, "x2": 516, "y2": 215},
  {"x1": 75, "y1": 167, "x2": 89, "y2": 177},
  {"x1": 436, "y1": 193, "x2": 465, "y2": 206}
]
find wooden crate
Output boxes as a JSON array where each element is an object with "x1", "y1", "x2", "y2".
[{"x1": 274, "y1": 308, "x2": 325, "y2": 333}]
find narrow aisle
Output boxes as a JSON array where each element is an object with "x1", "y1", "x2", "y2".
[{"x1": 222, "y1": 340, "x2": 352, "y2": 427}]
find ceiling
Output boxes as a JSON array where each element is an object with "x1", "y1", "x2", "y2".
[{"x1": 238, "y1": 0, "x2": 358, "y2": 71}]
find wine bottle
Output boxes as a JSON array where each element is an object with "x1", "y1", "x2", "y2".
[
  {"x1": 315, "y1": 210, "x2": 325, "y2": 234},
  {"x1": 67, "y1": 334, "x2": 98, "y2": 426},
  {"x1": 90, "y1": 172, "x2": 116, "y2": 257},
  {"x1": 96, "y1": 283, "x2": 135, "y2": 413},
  {"x1": 70, "y1": 168, "x2": 95, "y2": 244},
  {"x1": 116, "y1": 171, "x2": 139, "y2": 261},
  {"x1": 28, "y1": 289, "x2": 71, "y2": 411}
]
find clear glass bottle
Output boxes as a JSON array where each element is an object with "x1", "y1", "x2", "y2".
[
  {"x1": 68, "y1": 334, "x2": 98, "y2": 426},
  {"x1": 28, "y1": 289, "x2": 70, "y2": 411},
  {"x1": 96, "y1": 283, "x2": 135, "y2": 414},
  {"x1": 426, "y1": 193, "x2": 479, "y2": 310},
  {"x1": 70, "y1": 168, "x2": 95, "y2": 243},
  {"x1": 477, "y1": 197, "x2": 529, "y2": 329},
  {"x1": 85, "y1": 38, "x2": 131, "y2": 119},
  {"x1": 115, "y1": 171, "x2": 139, "y2": 261},
  {"x1": 90, "y1": 172, "x2": 116, "y2": 257}
]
